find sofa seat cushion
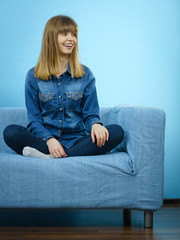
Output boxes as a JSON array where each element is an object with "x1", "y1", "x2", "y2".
[{"x1": 0, "y1": 151, "x2": 134, "y2": 208}]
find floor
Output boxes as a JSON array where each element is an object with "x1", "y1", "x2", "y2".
[{"x1": 0, "y1": 204, "x2": 179, "y2": 240}]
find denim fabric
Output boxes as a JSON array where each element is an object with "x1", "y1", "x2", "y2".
[
  {"x1": 3, "y1": 124, "x2": 124, "y2": 157},
  {"x1": 25, "y1": 65, "x2": 102, "y2": 148}
]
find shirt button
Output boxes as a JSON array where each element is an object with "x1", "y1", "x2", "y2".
[
  {"x1": 58, "y1": 130, "x2": 61, "y2": 133},
  {"x1": 59, "y1": 96, "x2": 61, "y2": 99},
  {"x1": 59, "y1": 120, "x2": 62, "y2": 123},
  {"x1": 60, "y1": 108, "x2": 62, "y2": 111},
  {"x1": 58, "y1": 83, "x2": 61, "y2": 85}
]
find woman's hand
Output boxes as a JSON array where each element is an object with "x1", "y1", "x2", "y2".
[
  {"x1": 46, "y1": 138, "x2": 67, "y2": 158},
  {"x1": 91, "y1": 124, "x2": 109, "y2": 147}
]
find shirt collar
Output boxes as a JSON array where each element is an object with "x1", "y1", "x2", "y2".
[
  {"x1": 51, "y1": 64, "x2": 72, "y2": 79},
  {"x1": 66, "y1": 64, "x2": 71, "y2": 75},
  {"x1": 67, "y1": 64, "x2": 77, "y2": 78}
]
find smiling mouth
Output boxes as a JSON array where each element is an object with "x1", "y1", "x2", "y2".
[{"x1": 64, "y1": 44, "x2": 73, "y2": 48}]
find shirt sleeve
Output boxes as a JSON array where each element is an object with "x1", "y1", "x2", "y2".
[
  {"x1": 25, "y1": 70, "x2": 53, "y2": 142},
  {"x1": 81, "y1": 69, "x2": 103, "y2": 133}
]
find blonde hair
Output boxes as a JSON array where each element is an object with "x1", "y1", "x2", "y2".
[{"x1": 35, "y1": 15, "x2": 85, "y2": 80}]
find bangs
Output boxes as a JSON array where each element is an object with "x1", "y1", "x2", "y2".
[
  {"x1": 58, "y1": 17, "x2": 78, "y2": 36},
  {"x1": 60, "y1": 24, "x2": 78, "y2": 34}
]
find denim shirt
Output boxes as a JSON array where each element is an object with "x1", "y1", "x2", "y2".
[{"x1": 25, "y1": 65, "x2": 102, "y2": 148}]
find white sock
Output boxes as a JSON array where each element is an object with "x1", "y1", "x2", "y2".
[{"x1": 22, "y1": 146, "x2": 52, "y2": 159}]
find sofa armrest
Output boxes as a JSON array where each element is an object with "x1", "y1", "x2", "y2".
[{"x1": 100, "y1": 105, "x2": 166, "y2": 175}]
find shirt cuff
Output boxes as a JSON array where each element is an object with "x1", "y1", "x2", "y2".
[
  {"x1": 42, "y1": 135, "x2": 54, "y2": 142},
  {"x1": 86, "y1": 118, "x2": 103, "y2": 132},
  {"x1": 91, "y1": 122, "x2": 103, "y2": 127}
]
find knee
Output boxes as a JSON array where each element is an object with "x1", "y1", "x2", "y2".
[
  {"x1": 114, "y1": 124, "x2": 124, "y2": 139},
  {"x1": 3, "y1": 125, "x2": 22, "y2": 144},
  {"x1": 108, "y1": 124, "x2": 124, "y2": 142},
  {"x1": 4, "y1": 125, "x2": 13, "y2": 141}
]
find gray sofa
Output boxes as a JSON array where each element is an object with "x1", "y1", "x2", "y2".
[{"x1": 0, "y1": 105, "x2": 165, "y2": 227}]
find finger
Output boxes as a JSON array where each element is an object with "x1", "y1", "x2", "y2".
[
  {"x1": 60, "y1": 149, "x2": 67, "y2": 157},
  {"x1": 102, "y1": 133, "x2": 106, "y2": 146},
  {"x1": 63, "y1": 151, "x2": 68, "y2": 157},
  {"x1": 48, "y1": 145, "x2": 60, "y2": 158},
  {"x1": 102, "y1": 132, "x2": 106, "y2": 147},
  {"x1": 58, "y1": 146, "x2": 67, "y2": 158},
  {"x1": 98, "y1": 131, "x2": 105, "y2": 147},
  {"x1": 51, "y1": 151, "x2": 59, "y2": 158},
  {"x1": 91, "y1": 131, "x2": 95, "y2": 143},
  {"x1": 97, "y1": 132, "x2": 102, "y2": 147},
  {"x1": 105, "y1": 128, "x2": 109, "y2": 141},
  {"x1": 94, "y1": 132, "x2": 99, "y2": 147},
  {"x1": 55, "y1": 150, "x2": 62, "y2": 158},
  {"x1": 98, "y1": 133, "x2": 103, "y2": 147},
  {"x1": 56, "y1": 147, "x2": 65, "y2": 158},
  {"x1": 49, "y1": 150, "x2": 55, "y2": 158},
  {"x1": 62, "y1": 151, "x2": 67, "y2": 157},
  {"x1": 103, "y1": 130, "x2": 107, "y2": 144},
  {"x1": 56, "y1": 150, "x2": 63, "y2": 158}
]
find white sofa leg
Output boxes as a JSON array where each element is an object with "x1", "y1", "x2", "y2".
[{"x1": 144, "y1": 211, "x2": 153, "y2": 228}]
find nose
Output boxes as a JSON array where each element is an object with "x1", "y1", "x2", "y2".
[{"x1": 67, "y1": 33, "x2": 75, "y2": 41}]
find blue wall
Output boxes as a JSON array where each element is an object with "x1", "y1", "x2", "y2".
[{"x1": 0, "y1": 0, "x2": 179, "y2": 198}]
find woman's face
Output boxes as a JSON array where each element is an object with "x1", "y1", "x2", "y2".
[{"x1": 58, "y1": 32, "x2": 77, "y2": 56}]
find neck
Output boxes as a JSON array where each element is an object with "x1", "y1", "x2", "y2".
[
  {"x1": 60, "y1": 55, "x2": 69, "y2": 70},
  {"x1": 56, "y1": 55, "x2": 69, "y2": 78}
]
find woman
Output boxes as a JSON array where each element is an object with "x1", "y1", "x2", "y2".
[{"x1": 3, "y1": 15, "x2": 124, "y2": 159}]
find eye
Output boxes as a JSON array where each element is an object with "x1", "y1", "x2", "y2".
[
  {"x1": 61, "y1": 33, "x2": 67, "y2": 36},
  {"x1": 72, "y1": 33, "x2": 76, "y2": 37}
]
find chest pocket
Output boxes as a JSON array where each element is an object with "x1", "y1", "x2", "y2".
[
  {"x1": 66, "y1": 91, "x2": 83, "y2": 111},
  {"x1": 39, "y1": 93, "x2": 54, "y2": 113}
]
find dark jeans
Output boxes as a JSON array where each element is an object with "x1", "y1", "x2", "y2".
[{"x1": 3, "y1": 124, "x2": 124, "y2": 157}]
